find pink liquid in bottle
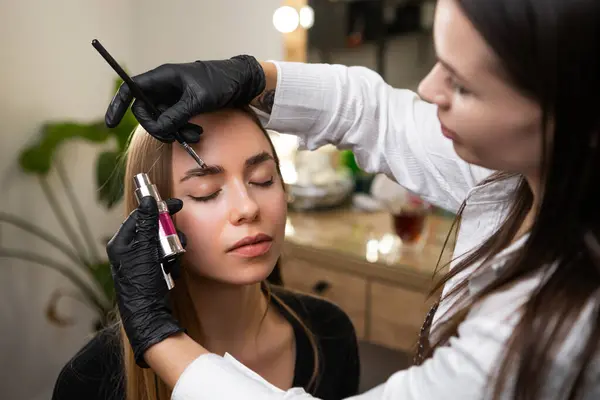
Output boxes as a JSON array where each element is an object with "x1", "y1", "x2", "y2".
[{"x1": 158, "y1": 212, "x2": 178, "y2": 237}]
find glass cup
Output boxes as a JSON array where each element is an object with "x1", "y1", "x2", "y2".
[{"x1": 391, "y1": 194, "x2": 431, "y2": 250}]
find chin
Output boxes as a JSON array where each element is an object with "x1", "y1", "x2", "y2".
[
  {"x1": 452, "y1": 142, "x2": 482, "y2": 166},
  {"x1": 185, "y1": 253, "x2": 279, "y2": 286},
  {"x1": 214, "y1": 259, "x2": 276, "y2": 286}
]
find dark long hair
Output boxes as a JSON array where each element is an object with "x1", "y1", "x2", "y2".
[{"x1": 421, "y1": 1, "x2": 600, "y2": 398}]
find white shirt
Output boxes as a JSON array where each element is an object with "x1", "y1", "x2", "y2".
[{"x1": 171, "y1": 61, "x2": 599, "y2": 399}]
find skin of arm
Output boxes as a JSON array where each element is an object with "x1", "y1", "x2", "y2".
[
  {"x1": 144, "y1": 333, "x2": 209, "y2": 388},
  {"x1": 251, "y1": 62, "x2": 278, "y2": 114}
]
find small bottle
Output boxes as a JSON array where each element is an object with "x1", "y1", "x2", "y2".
[{"x1": 133, "y1": 173, "x2": 185, "y2": 289}]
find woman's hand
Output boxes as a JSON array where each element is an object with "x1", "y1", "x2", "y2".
[
  {"x1": 106, "y1": 196, "x2": 186, "y2": 367},
  {"x1": 104, "y1": 55, "x2": 266, "y2": 142}
]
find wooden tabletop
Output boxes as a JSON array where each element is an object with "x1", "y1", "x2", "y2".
[{"x1": 283, "y1": 207, "x2": 456, "y2": 291}]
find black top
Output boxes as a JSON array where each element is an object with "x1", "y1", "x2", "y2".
[{"x1": 52, "y1": 288, "x2": 360, "y2": 400}]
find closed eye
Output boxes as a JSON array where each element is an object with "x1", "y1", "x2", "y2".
[
  {"x1": 188, "y1": 190, "x2": 221, "y2": 202},
  {"x1": 446, "y1": 76, "x2": 470, "y2": 96},
  {"x1": 251, "y1": 177, "x2": 274, "y2": 187},
  {"x1": 187, "y1": 177, "x2": 273, "y2": 202}
]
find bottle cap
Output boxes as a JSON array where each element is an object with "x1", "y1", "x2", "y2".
[{"x1": 133, "y1": 173, "x2": 163, "y2": 203}]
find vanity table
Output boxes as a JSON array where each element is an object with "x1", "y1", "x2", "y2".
[{"x1": 281, "y1": 208, "x2": 455, "y2": 353}]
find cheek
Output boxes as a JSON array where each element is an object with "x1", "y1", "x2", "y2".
[
  {"x1": 450, "y1": 100, "x2": 542, "y2": 170},
  {"x1": 258, "y1": 186, "x2": 287, "y2": 230},
  {"x1": 175, "y1": 206, "x2": 222, "y2": 268}
]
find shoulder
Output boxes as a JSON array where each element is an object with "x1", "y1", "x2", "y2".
[
  {"x1": 270, "y1": 286, "x2": 361, "y2": 397},
  {"x1": 270, "y1": 286, "x2": 357, "y2": 341},
  {"x1": 52, "y1": 326, "x2": 124, "y2": 400}
]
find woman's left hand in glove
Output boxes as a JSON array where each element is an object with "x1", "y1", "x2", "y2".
[{"x1": 106, "y1": 196, "x2": 186, "y2": 367}]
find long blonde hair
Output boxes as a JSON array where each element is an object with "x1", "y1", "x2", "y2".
[{"x1": 118, "y1": 107, "x2": 320, "y2": 400}]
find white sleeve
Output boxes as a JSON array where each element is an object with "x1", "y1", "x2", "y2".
[
  {"x1": 171, "y1": 353, "x2": 311, "y2": 400},
  {"x1": 258, "y1": 61, "x2": 492, "y2": 212},
  {"x1": 172, "y1": 292, "x2": 522, "y2": 400},
  {"x1": 171, "y1": 352, "x2": 380, "y2": 400},
  {"x1": 172, "y1": 282, "x2": 531, "y2": 400},
  {"x1": 170, "y1": 316, "x2": 503, "y2": 400}
]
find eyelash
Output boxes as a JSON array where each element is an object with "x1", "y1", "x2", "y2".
[
  {"x1": 188, "y1": 177, "x2": 275, "y2": 202},
  {"x1": 448, "y1": 77, "x2": 469, "y2": 95}
]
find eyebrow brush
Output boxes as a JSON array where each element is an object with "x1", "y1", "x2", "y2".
[{"x1": 91, "y1": 39, "x2": 206, "y2": 168}]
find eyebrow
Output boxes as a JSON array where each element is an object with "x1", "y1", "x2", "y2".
[
  {"x1": 179, "y1": 151, "x2": 275, "y2": 182},
  {"x1": 437, "y1": 55, "x2": 470, "y2": 83}
]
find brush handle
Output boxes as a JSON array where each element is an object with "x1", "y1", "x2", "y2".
[
  {"x1": 92, "y1": 39, "x2": 206, "y2": 168},
  {"x1": 92, "y1": 39, "x2": 161, "y2": 117}
]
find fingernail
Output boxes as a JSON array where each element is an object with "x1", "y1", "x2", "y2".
[{"x1": 105, "y1": 108, "x2": 115, "y2": 127}]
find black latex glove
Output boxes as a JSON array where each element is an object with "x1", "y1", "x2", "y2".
[
  {"x1": 106, "y1": 196, "x2": 187, "y2": 367},
  {"x1": 105, "y1": 55, "x2": 266, "y2": 143}
]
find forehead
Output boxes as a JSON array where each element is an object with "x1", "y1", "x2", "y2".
[
  {"x1": 434, "y1": 0, "x2": 499, "y2": 78},
  {"x1": 171, "y1": 110, "x2": 272, "y2": 173}
]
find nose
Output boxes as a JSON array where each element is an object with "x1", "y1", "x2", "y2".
[
  {"x1": 228, "y1": 183, "x2": 260, "y2": 225},
  {"x1": 418, "y1": 63, "x2": 450, "y2": 110}
]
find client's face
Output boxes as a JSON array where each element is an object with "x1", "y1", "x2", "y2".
[{"x1": 171, "y1": 109, "x2": 287, "y2": 285}]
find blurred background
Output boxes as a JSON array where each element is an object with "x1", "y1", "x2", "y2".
[
  {"x1": 307, "y1": 0, "x2": 435, "y2": 88},
  {"x1": 0, "y1": 1, "x2": 446, "y2": 399}
]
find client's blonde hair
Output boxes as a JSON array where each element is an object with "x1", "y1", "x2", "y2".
[{"x1": 118, "y1": 107, "x2": 320, "y2": 400}]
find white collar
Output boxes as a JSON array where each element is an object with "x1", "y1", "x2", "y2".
[
  {"x1": 463, "y1": 174, "x2": 528, "y2": 294},
  {"x1": 465, "y1": 174, "x2": 521, "y2": 205},
  {"x1": 468, "y1": 233, "x2": 530, "y2": 295}
]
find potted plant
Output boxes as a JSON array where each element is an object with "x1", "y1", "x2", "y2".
[{"x1": 0, "y1": 77, "x2": 138, "y2": 330}]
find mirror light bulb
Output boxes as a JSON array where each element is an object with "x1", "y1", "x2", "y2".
[
  {"x1": 299, "y1": 6, "x2": 314, "y2": 29},
  {"x1": 273, "y1": 6, "x2": 299, "y2": 33}
]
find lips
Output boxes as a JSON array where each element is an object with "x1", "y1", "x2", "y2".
[
  {"x1": 440, "y1": 123, "x2": 458, "y2": 141},
  {"x1": 437, "y1": 112, "x2": 458, "y2": 141},
  {"x1": 227, "y1": 233, "x2": 273, "y2": 258},
  {"x1": 227, "y1": 233, "x2": 273, "y2": 252}
]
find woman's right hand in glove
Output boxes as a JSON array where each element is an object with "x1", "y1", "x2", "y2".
[
  {"x1": 106, "y1": 196, "x2": 186, "y2": 368},
  {"x1": 104, "y1": 55, "x2": 267, "y2": 143}
]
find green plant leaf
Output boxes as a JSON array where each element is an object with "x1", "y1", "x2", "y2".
[
  {"x1": 96, "y1": 151, "x2": 125, "y2": 209},
  {"x1": 114, "y1": 75, "x2": 125, "y2": 93},
  {"x1": 89, "y1": 261, "x2": 115, "y2": 305},
  {"x1": 112, "y1": 108, "x2": 138, "y2": 151},
  {"x1": 109, "y1": 73, "x2": 139, "y2": 151},
  {"x1": 19, "y1": 122, "x2": 112, "y2": 175}
]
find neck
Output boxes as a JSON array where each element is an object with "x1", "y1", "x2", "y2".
[
  {"x1": 185, "y1": 277, "x2": 268, "y2": 356},
  {"x1": 525, "y1": 170, "x2": 541, "y2": 205},
  {"x1": 519, "y1": 171, "x2": 542, "y2": 239}
]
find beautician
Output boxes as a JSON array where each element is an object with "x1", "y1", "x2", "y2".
[{"x1": 104, "y1": 0, "x2": 600, "y2": 398}]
